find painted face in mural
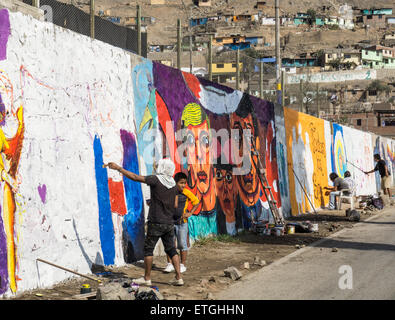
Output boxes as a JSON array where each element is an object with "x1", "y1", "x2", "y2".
[
  {"x1": 181, "y1": 103, "x2": 215, "y2": 211},
  {"x1": 230, "y1": 111, "x2": 260, "y2": 206},
  {"x1": 214, "y1": 167, "x2": 236, "y2": 222}
]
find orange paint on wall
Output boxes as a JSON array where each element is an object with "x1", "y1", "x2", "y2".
[
  {"x1": 108, "y1": 179, "x2": 127, "y2": 216},
  {"x1": 284, "y1": 107, "x2": 329, "y2": 215}
]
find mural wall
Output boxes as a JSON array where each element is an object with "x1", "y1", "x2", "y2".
[
  {"x1": 131, "y1": 60, "x2": 282, "y2": 239},
  {"x1": 0, "y1": 10, "x2": 144, "y2": 296},
  {"x1": 283, "y1": 107, "x2": 394, "y2": 216},
  {"x1": 0, "y1": 8, "x2": 393, "y2": 297}
]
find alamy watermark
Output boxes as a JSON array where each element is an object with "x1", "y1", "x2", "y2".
[
  {"x1": 41, "y1": 5, "x2": 53, "y2": 23},
  {"x1": 338, "y1": 265, "x2": 353, "y2": 290}
]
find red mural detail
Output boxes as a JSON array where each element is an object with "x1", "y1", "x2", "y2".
[
  {"x1": 155, "y1": 91, "x2": 181, "y2": 173},
  {"x1": 182, "y1": 71, "x2": 201, "y2": 99},
  {"x1": 262, "y1": 122, "x2": 281, "y2": 207},
  {"x1": 108, "y1": 179, "x2": 127, "y2": 216}
]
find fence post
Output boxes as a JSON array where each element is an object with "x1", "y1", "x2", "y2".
[
  {"x1": 177, "y1": 19, "x2": 181, "y2": 70},
  {"x1": 316, "y1": 83, "x2": 320, "y2": 117},
  {"x1": 137, "y1": 5, "x2": 141, "y2": 56},
  {"x1": 281, "y1": 70, "x2": 285, "y2": 107},
  {"x1": 260, "y1": 61, "x2": 263, "y2": 98},
  {"x1": 32, "y1": 0, "x2": 40, "y2": 8},
  {"x1": 208, "y1": 35, "x2": 212, "y2": 81},
  {"x1": 90, "y1": 0, "x2": 95, "y2": 39},
  {"x1": 236, "y1": 49, "x2": 240, "y2": 91}
]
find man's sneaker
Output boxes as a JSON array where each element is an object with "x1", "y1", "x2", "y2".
[
  {"x1": 169, "y1": 277, "x2": 184, "y2": 286},
  {"x1": 180, "y1": 264, "x2": 187, "y2": 273},
  {"x1": 163, "y1": 263, "x2": 174, "y2": 273},
  {"x1": 132, "y1": 277, "x2": 152, "y2": 286}
]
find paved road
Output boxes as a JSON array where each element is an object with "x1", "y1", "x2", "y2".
[{"x1": 218, "y1": 207, "x2": 395, "y2": 300}]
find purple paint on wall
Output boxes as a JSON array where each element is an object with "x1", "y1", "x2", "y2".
[
  {"x1": 153, "y1": 62, "x2": 200, "y2": 126},
  {"x1": 249, "y1": 95, "x2": 274, "y2": 127},
  {"x1": 38, "y1": 184, "x2": 47, "y2": 203},
  {"x1": 0, "y1": 205, "x2": 9, "y2": 295},
  {"x1": 0, "y1": 9, "x2": 10, "y2": 61}
]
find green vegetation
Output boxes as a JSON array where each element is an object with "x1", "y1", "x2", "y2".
[
  {"x1": 307, "y1": 9, "x2": 316, "y2": 26},
  {"x1": 193, "y1": 233, "x2": 244, "y2": 246},
  {"x1": 368, "y1": 80, "x2": 391, "y2": 94}
]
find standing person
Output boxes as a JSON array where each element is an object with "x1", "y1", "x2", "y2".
[
  {"x1": 164, "y1": 172, "x2": 200, "y2": 273},
  {"x1": 105, "y1": 158, "x2": 184, "y2": 286},
  {"x1": 324, "y1": 173, "x2": 350, "y2": 210},
  {"x1": 364, "y1": 154, "x2": 392, "y2": 197}
]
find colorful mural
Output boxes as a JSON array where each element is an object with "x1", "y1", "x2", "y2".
[
  {"x1": 132, "y1": 61, "x2": 282, "y2": 240},
  {"x1": 342, "y1": 126, "x2": 376, "y2": 196},
  {"x1": 373, "y1": 135, "x2": 395, "y2": 190},
  {"x1": 0, "y1": 7, "x2": 394, "y2": 297},
  {"x1": 331, "y1": 124, "x2": 347, "y2": 179},
  {"x1": 284, "y1": 108, "x2": 330, "y2": 215}
]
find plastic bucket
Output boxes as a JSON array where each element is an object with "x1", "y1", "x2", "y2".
[
  {"x1": 287, "y1": 225, "x2": 295, "y2": 234},
  {"x1": 80, "y1": 284, "x2": 92, "y2": 294}
]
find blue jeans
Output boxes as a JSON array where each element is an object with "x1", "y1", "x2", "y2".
[
  {"x1": 174, "y1": 222, "x2": 189, "y2": 251},
  {"x1": 329, "y1": 191, "x2": 341, "y2": 209}
]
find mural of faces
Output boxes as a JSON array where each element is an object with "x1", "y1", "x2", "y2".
[
  {"x1": 184, "y1": 119, "x2": 211, "y2": 194},
  {"x1": 181, "y1": 103, "x2": 216, "y2": 213},
  {"x1": 230, "y1": 112, "x2": 260, "y2": 207},
  {"x1": 214, "y1": 167, "x2": 236, "y2": 223}
]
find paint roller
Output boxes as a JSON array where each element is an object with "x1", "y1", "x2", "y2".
[
  {"x1": 346, "y1": 159, "x2": 366, "y2": 173},
  {"x1": 291, "y1": 168, "x2": 317, "y2": 214}
]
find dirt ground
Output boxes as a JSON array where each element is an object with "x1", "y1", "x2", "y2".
[{"x1": 8, "y1": 200, "x2": 393, "y2": 301}]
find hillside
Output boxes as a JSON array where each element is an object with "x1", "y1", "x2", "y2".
[{"x1": 62, "y1": 0, "x2": 395, "y2": 46}]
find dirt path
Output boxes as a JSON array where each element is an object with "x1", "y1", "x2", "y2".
[{"x1": 9, "y1": 207, "x2": 387, "y2": 300}]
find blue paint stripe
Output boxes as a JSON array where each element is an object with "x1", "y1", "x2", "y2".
[
  {"x1": 120, "y1": 130, "x2": 145, "y2": 260},
  {"x1": 93, "y1": 135, "x2": 115, "y2": 265}
]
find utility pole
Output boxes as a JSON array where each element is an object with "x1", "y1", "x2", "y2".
[
  {"x1": 137, "y1": 5, "x2": 141, "y2": 56},
  {"x1": 281, "y1": 70, "x2": 285, "y2": 107},
  {"x1": 177, "y1": 19, "x2": 181, "y2": 70},
  {"x1": 316, "y1": 83, "x2": 320, "y2": 118},
  {"x1": 208, "y1": 35, "x2": 213, "y2": 81},
  {"x1": 275, "y1": 0, "x2": 282, "y2": 105},
  {"x1": 90, "y1": 0, "x2": 95, "y2": 39},
  {"x1": 236, "y1": 49, "x2": 240, "y2": 91},
  {"x1": 189, "y1": 7, "x2": 193, "y2": 74},
  {"x1": 299, "y1": 79, "x2": 304, "y2": 113},
  {"x1": 260, "y1": 61, "x2": 263, "y2": 98},
  {"x1": 189, "y1": 35, "x2": 193, "y2": 73}
]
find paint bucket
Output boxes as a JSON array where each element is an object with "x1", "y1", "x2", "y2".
[
  {"x1": 80, "y1": 284, "x2": 92, "y2": 294},
  {"x1": 274, "y1": 226, "x2": 284, "y2": 236},
  {"x1": 309, "y1": 223, "x2": 319, "y2": 232},
  {"x1": 287, "y1": 225, "x2": 295, "y2": 234}
]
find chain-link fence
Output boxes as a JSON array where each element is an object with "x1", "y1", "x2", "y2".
[{"x1": 23, "y1": 0, "x2": 147, "y2": 57}]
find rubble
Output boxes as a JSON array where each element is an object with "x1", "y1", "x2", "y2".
[
  {"x1": 96, "y1": 282, "x2": 135, "y2": 300},
  {"x1": 224, "y1": 266, "x2": 243, "y2": 280}
]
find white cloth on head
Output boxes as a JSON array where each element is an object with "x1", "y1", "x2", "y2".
[{"x1": 155, "y1": 158, "x2": 176, "y2": 189}]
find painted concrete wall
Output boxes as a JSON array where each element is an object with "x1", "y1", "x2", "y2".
[
  {"x1": 281, "y1": 107, "x2": 394, "y2": 216},
  {"x1": 0, "y1": 9, "x2": 143, "y2": 296},
  {"x1": 0, "y1": 8, "x2": 394, "y2": 297}
]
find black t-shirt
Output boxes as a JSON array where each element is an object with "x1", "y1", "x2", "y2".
[
  {"x1": 145, "y1": 175, "x2": 177, "y2": 225},
  {"x1": 174, "y1": 191, "x2": 187, "y2": 224},
  {"x1": 375, "y1": 159, "x2": 390, "y2": 178}
]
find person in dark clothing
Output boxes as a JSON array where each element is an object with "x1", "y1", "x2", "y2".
[
  {"x1": 364, "y1": 154, "x2": 392, "y2": 197},
  {"x1": 324, "y1": 172, "x2": 350, "y2": 210},
  {"x1": 104, "y1": 158, "x2": 184, "y2": 286}
]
